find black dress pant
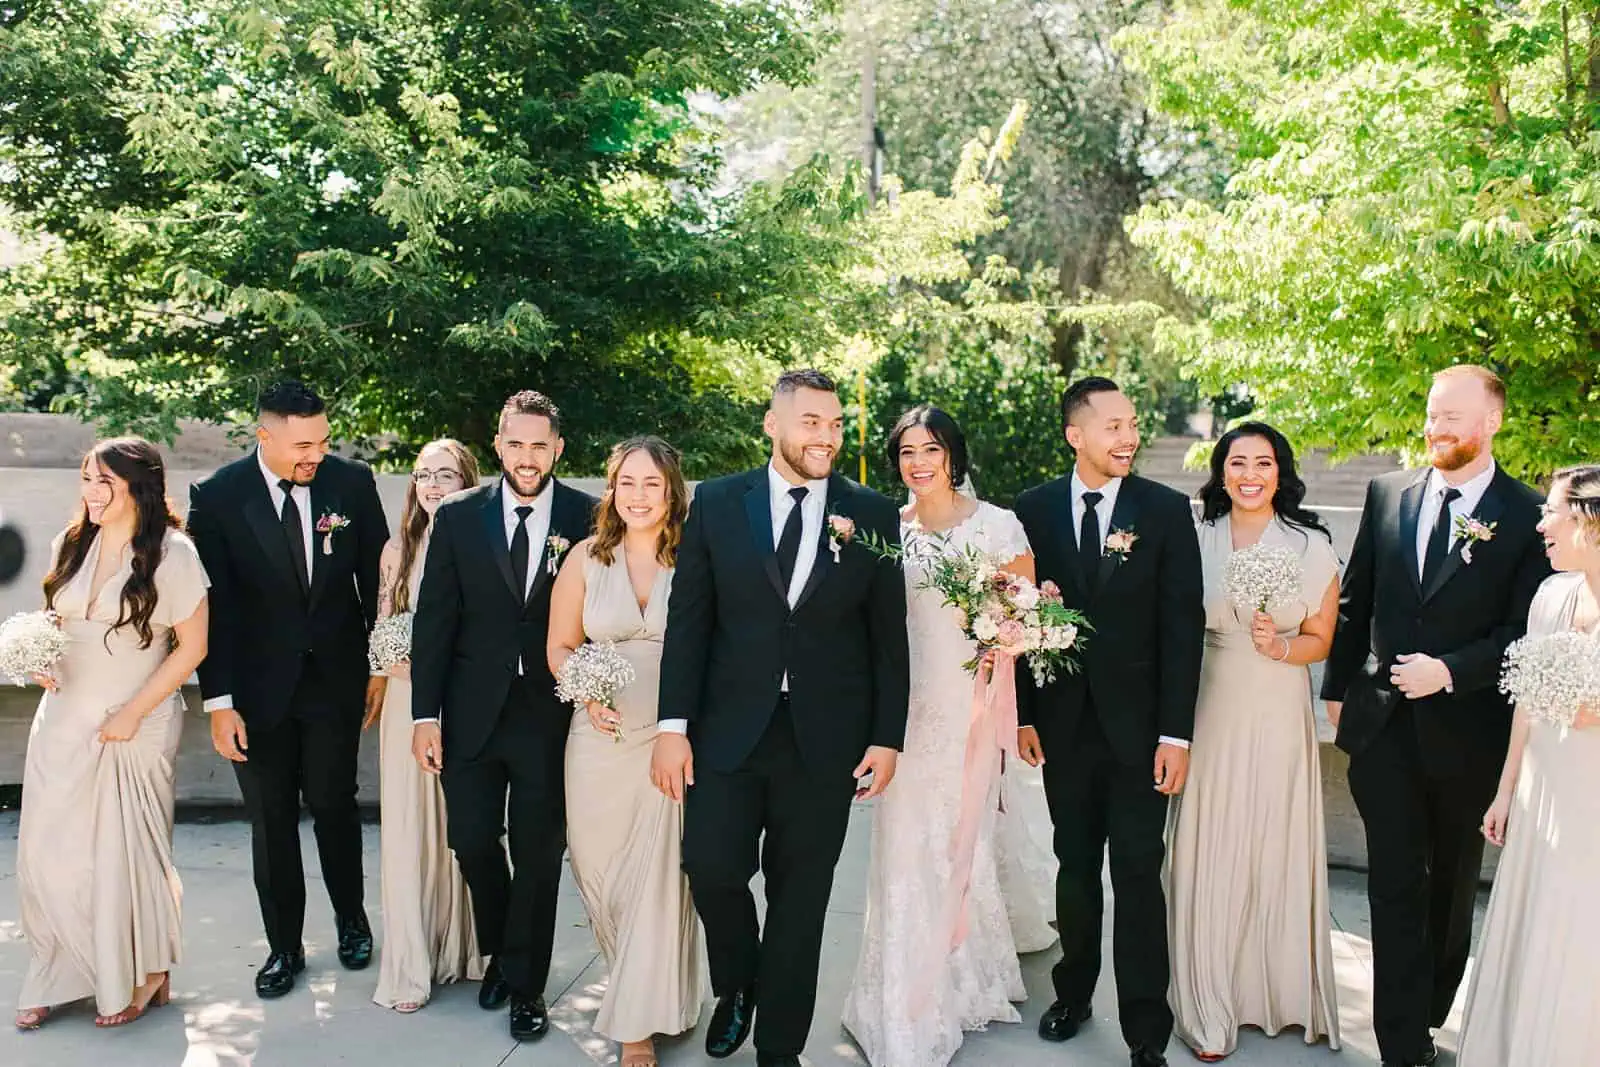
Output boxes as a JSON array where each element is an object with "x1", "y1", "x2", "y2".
[
  {"x1": 233, "y1": 660, "x2": 366, "y2": 955},
  {"x1": 1348, "y1": 705, "x2": 1496, "y2": 1064},
  {"x1": 440, "y1": 676, "x2": 568, "y2": 998},
  {"x1": 1038, "y1": 703, "x2": 1174, "y2": 1052},
  {"x1": 682, "y1": 699, "x2": 856, "y2": 1057}
]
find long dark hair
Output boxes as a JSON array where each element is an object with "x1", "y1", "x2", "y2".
[
  {"x1": 43, "y1": 438, "x2": 182, "y2": 649},
  {"x1": 886, "y1": 404, "x2": 971, "y2": 490},
  {"x1": 392, "y1": 439, "x2": 480, "y2": 614},
  {"x1": 590, "y1": 436, "x2": 689, "y2": 567},
  {"x1": 1197, "y1": 422, "x2": 1331, "y2": 541}
]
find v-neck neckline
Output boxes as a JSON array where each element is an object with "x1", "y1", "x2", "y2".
[
  {"x1": 83, "y1": 535, "x2": 131, "y2": 620},
  {"x1": 621, "y1": 552, "x2": 665, "y2": 621}
]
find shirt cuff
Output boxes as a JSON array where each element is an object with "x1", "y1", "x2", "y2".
[
  {"x1": 412, "y1": 717, "x2": 439, "y2": 726},
  {"x1": 657, "y1": 718, "x2": 689, "y2": 735},
  {"x1": 1159, "y1": 735, "x2": 1191, "y2": 750},
  {"x1": 202, "y1": 695, "x2": 233, "y2": 713}
]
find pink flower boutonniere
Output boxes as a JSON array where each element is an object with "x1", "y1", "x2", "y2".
[
  {"x1": 827, "y1": 513, "x2": 856, "y2": 563},
  {"x1": 1103, "y1": 527, "x2": 1138, "y2": 561},
  {"x1": 546, "y1": 534, "x2": 572, "y2": 576},
  {"x1": 1454, "y1": 515, "x2": 1496, "y2": 564},
  {"x1": 315, "y1": 512, "x2": 350, "y2": 556}
]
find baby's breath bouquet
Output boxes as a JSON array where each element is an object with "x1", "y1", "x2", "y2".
[
  {"x1": 1499, "y1": 630, "x2": 1600, "y2": 728},
  {"x1": 555, "y1": 641, "x2": 637, "y2": 741},
  {"x1": 1224, "y1": 543, "x2": 1302, "y2": 614},
  {"x1": 367, "y1": 612, "x2": 413, "y2": 673},
  {"x1": 0, "y1": 610, "x2": 70, "y2": 686}
]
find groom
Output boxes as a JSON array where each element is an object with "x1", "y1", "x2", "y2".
[
  {"x1": 1014, "y1": 376, "x2": 1204, "y2": 1067},
  {"x1": 653, "y1": 368, "x2": 909, "y2": 1067}
]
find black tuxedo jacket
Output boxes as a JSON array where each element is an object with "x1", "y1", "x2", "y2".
[
  {"x1": 188, "y1": 451, "x2": 388, "y2": 726},
  {"x1": 658, "y1": 469, "x2": 910, "y2": 777},
  {"x1": 410, "y1": 479, "x2": 597, "y2": 762},
  {"x1": 1013, "y1": 473, "x2": 1204, "y2": 765},
  {"x1": 1321, "y1": 466, "x2": 1549, "y2": 774}
]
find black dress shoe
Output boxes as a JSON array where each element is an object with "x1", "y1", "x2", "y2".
[
  {"x1": 508, "y1": 995, "x2": 549, "y2": 1041},
  {"x1": 1382, "y1": 1040, "x2": 1439, "y2": 1067},
  {"x1": 477, "y1": 957, "x2": 511, "y2": 1011},
  {"x1": 1038, "y1": 1001, "x2": 1092, "y2": 1042},
  {"x1": 1129, "y1": 1047, "x2": 1168, "y2": 1067},
  {"x1": 254, "y1": 950, "x2": 306, "y2": 998},
  {"x1": 755, "y1": 1055, "x2": 802, "y2": 1067},
  {"x1": 336, "y1": 913, "x2": 373, "y2": 971},
  {"x1": 706, "y1": 985, "x2": 757, "y2": 1058}
]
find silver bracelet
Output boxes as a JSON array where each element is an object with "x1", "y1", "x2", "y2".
[{"x1": 1273, "y1": 637, "x2": 1292, "y2": 662}]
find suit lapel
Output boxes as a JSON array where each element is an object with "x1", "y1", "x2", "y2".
[
  {"x1": 793, "y1": 474, "x2": 848, "y2": 613},
  {"x1": 1422, "y1": 471, "x2": 1507, "y2": 603},
  {"x1": 743, "y1": 470, "x2": 786, "y2": 603},
  {"x1": 1095, "y1": 478, "x2": 1141, "y2": 594},
  {"x1": 523, "y1": 481, "x2": 579, "y2": 612},
  {"x1": 480, "y1": 481, "x2": 521, "y2": 604},
  {"x1": 1053, "y1": 481, "x2": 1089, "y2": 600},
  {"x1": 307, "y1": 476, "x2": 338, "y2": 609},
  {"x1": 1397, "y1": 470, "x2": 1429, "y2": 601},
  {"x1": 241, "y1": 458, "x2": 303, "y2": 599}
]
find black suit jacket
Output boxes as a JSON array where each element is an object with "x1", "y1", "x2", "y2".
[
  {"x1": 410, "y1": 479, "x2": 597, "y2": 762},
  {"x1": 188, "y1": 451, "x2": 388, "y2": 726},
  {"x1": 1321, "y1": 466, "x2": 1549, "y2": 775},
  {"x1": 1013, "y1": 473, "x2": 1205, "y2": 765},
  {"x1": 657, "y1": 469, "x2": 911, "y2": 777}
]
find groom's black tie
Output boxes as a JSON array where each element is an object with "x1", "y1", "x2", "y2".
[
  {"x1": 510, "y1": 504, "x2": 533, "y2": 604},
  {"x1": 1421, "y1": 485, "x2": 1462, "y2": 590},
  {"x1": 776, "y1": 486, "x2": 809, "y2": 598},
  {"x1": 1078, "y1": 490, "x2": 1103, "y2": 588},
  {"x1": 278, "y1": 478, "x2": 310, "y2": 597}
]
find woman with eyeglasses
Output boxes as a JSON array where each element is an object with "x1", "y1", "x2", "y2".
[{"x1": 371, "y1": 439, "x2": 487, "y2": 1012}]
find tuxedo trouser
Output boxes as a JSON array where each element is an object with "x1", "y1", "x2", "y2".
[
  {"x1": 682, "y1": 698, "x2": 856, "y2": 1057},
  {"x1": 440, "y1": 675, "x2": 567, "y2": 999},
  {"x1": 232, "y1": 659, "x2": 366, "y2": 955},
  {"x1": 1348, "y1": 704, "x2": 1496, "y2": 1064},
  {"x1": 1038, "y1": 703, "x2": 1174, "y2": 1053}
]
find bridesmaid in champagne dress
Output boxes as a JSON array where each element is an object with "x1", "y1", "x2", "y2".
[
  {"x1": 1459, "y1": 465, "x2": 1600, "y2": 1067},
  {"x1": 15, "y1": 439, "x2": 209, "y2": 1030},
  {"x1": 548, "y1": 436, "x2": 704, "y2": 1067},
  {"x1": 372, "y1": 439, "x2": 486, "y2": 1012},
  {"x1": 1165, "y1": 424, "x2": 1342, "y2": 1060}
]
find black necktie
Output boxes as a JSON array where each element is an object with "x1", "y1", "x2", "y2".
[
  {"x1": 1078, "y1": 490, "x2": 1103, "y2": 586},
  {"x1": 510, "y1": 505, "x2": 533, "y2": 603},
  {"x1": 1421, "y1": 486, "x2": 1462, "y2": 589},
  {"x1": 278, "y1": 479, "x2": 309, "y2": 597},
  {"x1": 776, "y1": 486, "x2": 809, "y2": 598}
]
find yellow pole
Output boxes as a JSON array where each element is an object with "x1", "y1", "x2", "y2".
[{"x1": 858, "y1": 367, "x2": 869, "y2": 485}]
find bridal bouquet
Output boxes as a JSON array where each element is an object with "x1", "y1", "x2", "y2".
[
  {"x1": 1224, "y1": 542, "x2": 1302, "y2": 613},
  {"x1": 367, "y1": 612, "x2": 413, "y2": 673},
  {"x1": 0, "y1": 610, "x2": 70, "y2": 687},
  {"x1": 1499, "y1": 630, "x2": 1600, "y2": 728},
  {"x1": 555, "y1": 641, "x2": 636, "y2": 742}
]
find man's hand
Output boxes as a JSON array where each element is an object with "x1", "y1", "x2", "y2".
[
  {"x1": 1391, "y1": 653, "x2": 1452, "y2": 700},
  {"x1": 1325, "y1": 700, "x2": 1342, "y2": 728},
  {"x1": 412, "y1": 722, "x2": 444, "y2": 775},
  {"x1": 211, "y1": 707, "x2": 249, "y2": 762},
  {"x1": 650, "y1": 732, "x2": 695, "y2": 802},
  {"x1": 1017, "y1": 726, "x2": 1046, "y2": 767},
  {"x1": 854, "y1": 746, "x2": 899, "y2": 800},
  {"x1": 1153, "y1": 742, "x2": 1189, "y2": 796},
  {"x1": 363, "y1": 676, "x2": 388, "y2": 731}
]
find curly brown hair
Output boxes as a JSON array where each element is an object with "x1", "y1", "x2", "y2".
[{"x1": 589, "y1": 436, "x2": 688, "y2": 568}]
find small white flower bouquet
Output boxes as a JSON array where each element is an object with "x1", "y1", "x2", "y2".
[
  {"x1": 367, "y1": 612, "x2": 413, "y2": 673},
  {"x1": 1224, "y1": 542, "x2": 1302, "y2": 614},
  {"x1": 1499, "y1": 630, "x2": 1600, "y2": 728},
  {"x1": 555, "y1": 641, "x2": 636, "y2": 741},
  {"x1": 0, "y1": 610, "x2": 70, "y2": 687}
]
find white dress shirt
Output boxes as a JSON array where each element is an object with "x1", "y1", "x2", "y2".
[
  {"x1": 1415, "y1": 462, "x2": 1497, "y2": 579},
  {"x1": 1066, "y1": 470, "x2": 1189, "y2": 751},
  {"x1": 658, "y1": 463, "x2": 829, "y2": 737}
]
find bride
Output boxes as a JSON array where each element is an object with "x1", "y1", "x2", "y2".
[{"x1": 842, "y1": 405, "x2": 1040, "y2": 1067}]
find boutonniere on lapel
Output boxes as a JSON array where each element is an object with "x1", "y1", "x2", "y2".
[
  {"x1": 1454, "y1": 515, "x2": 1496, "y2": 564},
  {"x1": 826, "y1": 512, "x2": 856, "y2": 564},
  {"x1": 546, "y1": 534, "x2": 572, "y2": 576},
  {"x1": 315, "y1": 512, "x2": 350, "y2": 556},
  {"x1": 1103, "y1": 527, "x2": 1138, "y2": 561}
]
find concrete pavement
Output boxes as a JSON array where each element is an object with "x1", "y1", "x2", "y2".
[{"x1": 0, "y1": 807, "x2": 1480, "y2": 1067}]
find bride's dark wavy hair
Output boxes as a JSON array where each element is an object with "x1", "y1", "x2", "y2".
[
  {"x1": 43, "y1": 438, "x2": 182, "y2": 649},
  {"x1": 1197, "y1": 421, "x2": 1331, "y2": 541}
]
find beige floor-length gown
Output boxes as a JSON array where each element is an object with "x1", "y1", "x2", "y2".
[
  {"x1": 374, "y1": 535, "x2": 486, "y2": 1008},
  {"x1": 1165, "y1": 514, "x2": 1341, "y2": 1056},
  {"x1": 1458, "y1": 572, "x2": 1600, "y2": 1067},
  {"x1": 17, "y1": 530, "x2": 208, "y2": 1014},
  {"x1": 565, "y1": 548, "x2": 704, "y2": 1044}
]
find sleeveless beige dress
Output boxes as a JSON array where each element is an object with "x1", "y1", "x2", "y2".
[
  {"x1": 1165, "y1": 515, "x2": 1341, "y2": 1056},
  {"x1": 17, "y1": 530, "x2": 207, "y2": 1014},
  {"x1": 1458, "y1": 572, "x2": 1600, "y2": 1066},
  {"x1": 564, "y1": 547, "x2": 704, "y2": 1044},
  {"x1": 373, "y1": 538, "x2": 486, "y2": 1008}
]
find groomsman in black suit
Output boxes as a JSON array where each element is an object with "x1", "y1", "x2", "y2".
[
  {"x1": 410, "y1": 390, "x2": 596, "y2": 1041},
  {"x1": 1013, "y1": 376, "x2": 1204, "y2": 1067},
  {"x1": 188, "y1": 381, "x2": 389, "y2": 997},
  {"x1": 1323, "y1": 365, "x2": 1548, "y2": 1067}
]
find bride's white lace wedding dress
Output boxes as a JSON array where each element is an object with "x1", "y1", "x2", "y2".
[{"x1": 842, "y1": 500, "x2": 1050, "y2": 1067}]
